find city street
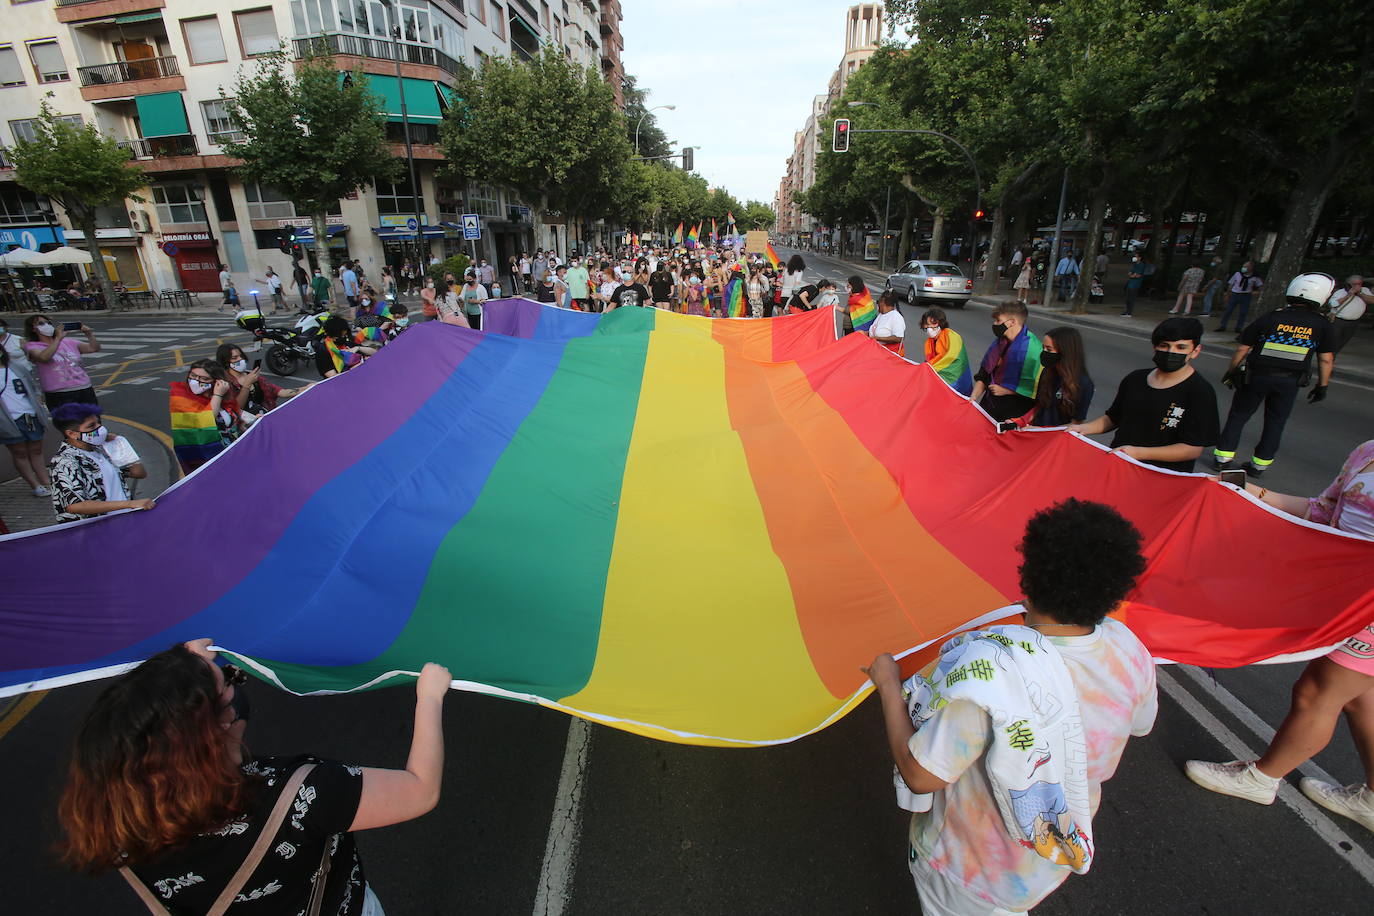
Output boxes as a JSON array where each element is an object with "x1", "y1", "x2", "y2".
[{"x1": 2, "y1": 277, "x2": 1372, "y2": 915}]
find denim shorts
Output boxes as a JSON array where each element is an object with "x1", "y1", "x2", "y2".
[{"x1": 0, "y1": 414, "x2": 44, "y2": 445}]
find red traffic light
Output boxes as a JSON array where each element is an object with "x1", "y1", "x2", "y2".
[
  {"x1": 973, "y1": 208, "x2": 986, "y2": 220},
  {"x1": 832, "y1": 118, "x2": 851, "y2": 153}
]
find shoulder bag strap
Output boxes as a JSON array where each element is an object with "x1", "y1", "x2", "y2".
[
  {"x1": 205, "y1": 762, "x2": 316, "y2": 916},
  {"x1": 118, "y1": 867, "x2": 173, "y2": 916},
  {"x1": 305, "y1": 838, "x2": 335, "y2": 916}
]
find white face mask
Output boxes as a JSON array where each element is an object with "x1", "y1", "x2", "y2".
[
  {"x1": 230, "y1": 359, "x2": 248, "y2": 372},
  {"x1": 36, "y1": 323, "x2": 55, "y2": 336},
  {"x1": 189, "y1": 378, "x2": 212, "y2": 395},
  {"x1": 925, "y1": 326, "x2": 941, "y2": 339},
  {"x1": 80, "y1": 425, "x2": 108, "y2": 446}
]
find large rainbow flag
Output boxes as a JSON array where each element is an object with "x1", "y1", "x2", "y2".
[{"x1": 4, "y1": 301, "x2": 1373, "y2": 748}]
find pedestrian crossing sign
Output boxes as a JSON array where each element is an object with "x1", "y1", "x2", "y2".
[{"x1": 461, "y1": 214, "x2": 481, "y2": 240}]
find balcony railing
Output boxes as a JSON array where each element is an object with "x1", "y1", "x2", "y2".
[
  {"x1": 118, "y1": 134, "x2": 198, "y2": 160},
  {"x1": 56, "y1": 0, "x2": 105, "y2": 6},
  {"x1": 0, "y1": 147, "x2": 13, "y2": 169},
  {"x1": 293, "y1": 33, "x2": 461, "y2": 78},
  {"x1": 77, "y1": 56, "x2": 179, "y2": 88}
]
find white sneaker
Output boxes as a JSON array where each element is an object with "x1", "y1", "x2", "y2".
[
  {"x1": 1299, "y1": 778, "x2": 1374, "y2": 832},
  {"x1": 1184, "y1": 759, "x2": 1280, "y2": 804},
  {"x1": 32, "y1": 485, "x2": 50, "y2": 497}
]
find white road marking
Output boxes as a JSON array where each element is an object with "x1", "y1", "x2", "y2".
[
  {"x1": 120, "y1": 377, "x2": 156, "y2": 385},
  {"x1": 1158, "y1": 669, "x2": 1374, "y2": 885},
  {"x1": 92, "y1": 343, "x2": 145, "y2": 351},
  {"x1": 533, "y1": 717, "x2": 591, "y2": 916}
]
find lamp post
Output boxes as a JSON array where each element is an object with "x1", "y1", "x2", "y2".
[
  {"x1": 380, "y1": 0, "x2": 425, "y2": 275},
  {"x1": 634, "y1": 104, "x2": 675, "y2": 156}
]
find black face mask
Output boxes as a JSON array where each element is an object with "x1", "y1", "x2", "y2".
[
  {"x1": 1153, "y1": 350, "x2": 1189, "y2": 373},
  {"x1": 992, "y1": 322, "x2": 1009, "y2": 338},
  {"x1": 1040, "y1": 351, "x2": 1062, "y2": 368}
]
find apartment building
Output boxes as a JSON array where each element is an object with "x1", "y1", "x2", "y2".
[
  {"x1": 0, "y1": 0, "x2": 620, "y2": 297},
  {"x1": 773, "y1": 3, "x2": 883, "y2": 246}
]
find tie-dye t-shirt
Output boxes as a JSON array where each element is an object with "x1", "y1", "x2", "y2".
[{"x1": 906, "y1": 618, "x2": 1157, "y2": 912}]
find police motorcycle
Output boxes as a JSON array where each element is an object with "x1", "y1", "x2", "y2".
[{"x1": 234, "y1": 296, "x2": 330, "y2": 377}]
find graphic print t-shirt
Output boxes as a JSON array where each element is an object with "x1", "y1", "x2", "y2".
[
  {"x1": 1104, "y1": 368, "x2": 1219, "y2": 471},
  {"x1": 131, "y1": 755, "x2": 365, "y2": 915},
  {"x1": 908, "y1": 619, "x2": 1157, "y2": 912},
  {"x1": 610, "y1": 283, "x2": 650, "y2": 309}
]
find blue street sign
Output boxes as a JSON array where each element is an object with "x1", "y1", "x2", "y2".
[
  {"x1": 461, "y1": 214, "x2": 481, "y2": 240},
  {"x1": 406, "y1": 217, "x2": 419, "y2": 231}
]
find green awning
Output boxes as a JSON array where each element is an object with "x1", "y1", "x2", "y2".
[
  {"x1": 135, "y1": 91, "x2": 189, "y2": 137},
  {"x1": 115, "y1": 12, "x2": 163, "y2": 23},
  {"x1": 363, "y1": 74, "x2": 442, "y2": 124}
]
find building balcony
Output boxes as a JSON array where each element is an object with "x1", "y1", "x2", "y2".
[
  {"x1": 599, "y1": 21, "x2": 612, "y2": 37},
  {"x1": 118, "y1": 134, "x2": 197, "y2": 160},
  {"x1": 0, "y1": 147, "x2": 13, "y2": 170},
  {"x1": 56, "y1": 0, "x2": 166, "y2": 25},
  {"x1": 77, "y1": 55, "x2": 178, "y2": 87},
  {"x1": 293, "y1": 33, "x2": 461, "y2": 79}
]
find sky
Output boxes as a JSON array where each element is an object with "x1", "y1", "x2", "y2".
[{"x1": 619, "y1": 0, "x2": 857, "y2": 206}]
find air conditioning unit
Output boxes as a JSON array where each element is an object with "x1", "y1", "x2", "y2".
[{"x1": 129, "y1": 209, "x2": 152, "y2": 233}]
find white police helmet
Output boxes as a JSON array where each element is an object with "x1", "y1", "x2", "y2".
[{"x1": 1285, "y1": 272, "x2": 1336, "y2": 308}]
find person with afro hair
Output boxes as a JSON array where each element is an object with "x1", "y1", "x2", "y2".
[{"x1": 866, "y1": 499, "x2": 1157, "y2": 914}]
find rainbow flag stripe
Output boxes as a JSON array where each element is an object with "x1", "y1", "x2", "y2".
[
  {"x1": 6, "y1": 300, "x2": 1373, "y2": 749},
  {"x1": 848, "y1": 290, "x2": 876, "y2": 331},
  {"x1": 169, "y1": 381, "x2": 226, "y2": 473},
  {"x1": 324, "y1": 336, "x2": 363, "y2": 374}
]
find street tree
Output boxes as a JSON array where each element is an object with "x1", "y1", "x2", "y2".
[
  {"x1": 220, "y1": 50, "x2": 398, "y2": 281},
  {"x1": 10, "y1": 98, "x2": 147, "y2": 310}
]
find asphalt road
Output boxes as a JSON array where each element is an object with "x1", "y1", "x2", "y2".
[{"x1": 2, "y1": 278, "x2": 1372, "y2": 915}]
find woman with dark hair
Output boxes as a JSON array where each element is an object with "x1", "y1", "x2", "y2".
[
  {"x1": 1020, "y1": 326, "x2": 1094, "y2": 427},
  {"x1": 782, "y1": 255, "x2": 806, "y2": 304},
  {"x1": 22, "y1": 314, "x2": 102, "y2": 409},
  {"x1": 919, "y1": 308, "x2": 973, "y2": 396},
  {"x1": 214, "y1": 344, "x2": 306, "y2": 421},
  {"x1": 170, "y1": 359, "x2": 243, "y2": 474},
  {"x1": 59, "y1": 638, "x2": 451, "y2": 915},
  {"x1": 868, "y1": 289, "x2": 906, "y2": 355},
  {"x1": 314, "y1": 317, "x2": 372, "y2": 379}
]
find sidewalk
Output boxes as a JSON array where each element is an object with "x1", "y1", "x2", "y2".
[
  {"x1": 0, "y1": 416, "x2": 176, "y2": 535},
  {"x1": 824, "y1": 251, "x2": 1374, "y2": 387}
]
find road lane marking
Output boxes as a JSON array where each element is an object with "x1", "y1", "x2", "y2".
[
  {"x1": 533, "y1": 717, "x2": 591, "y2": 916},
  {"x1": 0, "y1": 690, "x2": 46, "y2": 742},
  {"x1": 100, "y1": 360, "x2": 132, "y2": 387},
  {"x1": 1158, "y1": 669, "x2": 1374, "y2": 885}
]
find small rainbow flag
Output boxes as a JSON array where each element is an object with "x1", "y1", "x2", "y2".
[
  {"x1": 672, "y1": 222, "x2": 683, "y2": 245},
  {"x1": 710, "y1": 218, "x2": 717, "y2": 244},
  {"x1": 725, "y1": 274, "x2": 746, "y2": 318},
  {"x1": 324, "y1": 336, "x2": 363, "y2": 374},
  {"x1": 354, "y1": 326, "x2": 386, "y2": 346},
  {"x1": 687, "y1": 223, "x2": 699, "y2": 246},
  {"x1": 727, "y1": 211, "x2": 736, "y2": 231},
  {"x1": 764, "y1": 243, "x2": 781, "y2": 270},
  {"x1": 848, "y1": 289, "x2": 876, "y2": 331},
  {"x1": 169, "y1": 380, "x2": 229, "y2": 474}
]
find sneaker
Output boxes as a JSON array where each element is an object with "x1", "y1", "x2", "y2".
[
  {"x1": 32, "y1": 485, "x2": 50, "y2": 497},
  {"x1": 1241, "y1": 462, "x2": 1266, "y2": 477},
  {"x1": 1184, "y1": 759, "x2": 1280, "y2": 804},
  {"x1": 1211, "y1": 457, "x2": 1231, "y2": 472},
  {"x1": 1299, "y1": 778, "x2": 1374, "y2": 832}
]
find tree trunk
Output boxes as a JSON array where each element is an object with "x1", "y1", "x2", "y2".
[
  {"x1": 310, "y1": 210, "x2": 333, "y2": 295},
  {"x1": 897, "y1": 200, "x2": 912, "y2": 267},
  {"x1": 979, "y1": 203, "x2": 1009, "y2": 296},
  {"x1": 929, "y1": 209, "x2": 946, "y2": 262},
  {"x1": 1220, "y1": 189, "x2": 1253, "y2": 280},
  {"x1": 1071, "y1": 184, "x2": 1110, "y2": 314},
  {"x1": 75, "y1": 208, "x2": 119, "y2": 312},
  {"x1": 1256, "y1": 146, "x2": 1357, "y2": 314}
]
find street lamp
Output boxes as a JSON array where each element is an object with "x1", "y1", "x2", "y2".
[
  {"x1": 635, "y1": 104, "x2": 675, "y2": 155},
  {"x1": 380, "y1": 0, "x2": 426, "y2": 274}
]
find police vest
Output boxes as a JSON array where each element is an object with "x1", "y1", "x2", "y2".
[{"x1": 1247, "y1": 307, "x2": 1332, "y2": 375}]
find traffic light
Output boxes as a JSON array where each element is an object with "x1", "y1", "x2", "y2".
[
  {"x1": 682, "y1": 147, "x2": 694, "y2": 171},
  {"x1": 278, "y1": 233, "x2": 292, "y2": 256},
  {"x1": 973, "y1": 208, "x2": 986, "y2": 220},
  {"x1": 832, "y1": 118, "x2": 850, "y2": 153}
]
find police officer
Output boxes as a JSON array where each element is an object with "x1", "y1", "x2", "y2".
[{"x1": 1213, "y1": 273, "x2": 1338, "y2": 477}]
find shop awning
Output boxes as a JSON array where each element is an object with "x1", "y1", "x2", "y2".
[
  {"x1": 294, "y1": 225, "x2": 350, "y2": 241},
  {"x1": 135, "y1": 91, "x2": 190, "y2": 138},
  {"x1": 362, "y1": 74, "x2": 443, "y2": 124},
  {"x1": 115, "y1": 12, "x2": 163, "y2": 24},
  {"x1": 373, "y1": 226, "x2": 446, "y2": 239}
]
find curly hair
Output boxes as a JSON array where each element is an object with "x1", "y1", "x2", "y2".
[
  {"x1": 1017, "y1": 498, "x2": 1146, "y2": 627},
  {"x1": 57, "y1": 645, "x2": 257, "y2": 872}
]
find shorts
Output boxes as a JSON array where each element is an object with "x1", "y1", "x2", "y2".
[
  {"x1": 0, "y1": 414, "x2": 43, "y2": 445},
  {"x1": 1329, "y1": 624, "x2": 1374, "y2": 676}
]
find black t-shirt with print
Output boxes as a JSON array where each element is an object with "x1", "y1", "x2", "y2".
[
  {"x1": 1105, "y1": 367, "x2": 1219, "y2": 472},
  {"x1": 609, "y1": 283, "x2": 651, "y2": 309},
  {"x1": 131, "y1": 755, "x2": 365, "y2": 915}
]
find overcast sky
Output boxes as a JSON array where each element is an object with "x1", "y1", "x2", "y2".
[{"x1": 619, "y1": 0, "x2": 857, "y2": 206}]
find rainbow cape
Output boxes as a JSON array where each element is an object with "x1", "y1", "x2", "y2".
[
  {"x1": 169, "y1": 381, "x2": 228, "y2": 474},
  {"x1": 764, "y1": 242, "x2": 781, "y2": 269},
  {"x1": 725, "y1": 273, "x2": 746, "y2": 318},
  {"x1": 926, "y1": 327, "x2": 974, "y2": 396},
  {"x1": 979, "y1": 327, "x2": 1043, "y2": 399},
  {"x1": 323, "y1": 336, "x2": 363, "y2": 374},
  {"x1": 848, "y1": 290, "x2": 876, "y2": 331},
  {"x1": 6, "y1": 300, "x2": 1373, "y2": 748}
]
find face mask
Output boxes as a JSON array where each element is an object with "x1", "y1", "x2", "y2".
[
  {"x1": 992, "y1": 322, "x2": 1009, "y2": 337},
  {"x1": 230, "y1": 359, "x2": 248, "y2": 372},
  {"x1": 1153, "y1": 350, "x2": 1189, "y2": 373},
  {"x1": 924, "y1": 327, "x2": 941, "y2": 339},
  {"x1": 395, "y1": 317, "x2": 410, "y2": 327},
  {"x1": 1040, "y1": 351, "x2": 1062, "y2": 368},
  {"x1": 80, "y1": 425, "x2": 108, "y2": 446},
  {"x1": 1242, "y1": 267, "x2": 1250, "y2": 274},
  {"x1": 36, "y1": 323, "x2": 55, "y2": 336},
  {"x1": 189, "y1": 378, "x2": 212, "y2": 395}
]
